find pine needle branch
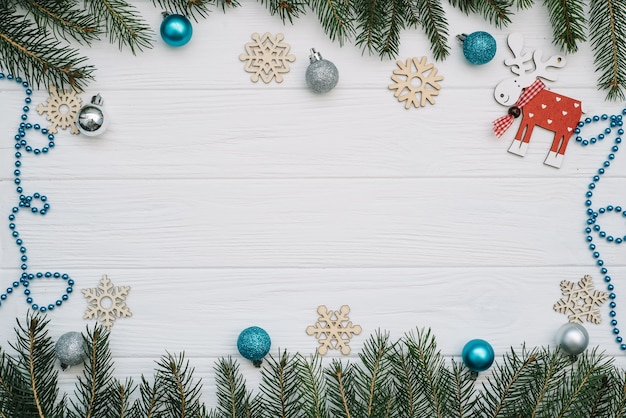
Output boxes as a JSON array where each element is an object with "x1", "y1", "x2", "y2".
[
  {"x1": 256, "y1": 0, "x2": 307, "y2": 24},
  {"x1": 474, "y1": 0, "x2": 513, "y2": 27},
  {"x1": 212, "y1": 356, "x2": 253, "y2": 418},
  {"x1": 7, "y1": 312, "x2": 65, "y2": 418},
  {"x1": 150, "y1": 0, "x2": 214, "y2": 20},
  {"x1": 390, "y1": 343, "x2": 420, "y2": 417},
  {"x1": 307, "y1": 0, "x2": 355, "y2": 47},
  {"x1": 83, "y1": 0, "x2": 153, "y2": 54},
  {"x1": 408, "y1": 0, "x2": 450, "y2": 61},
  {"x1": 69, "y1": 325, "x2": 116, "y2": 418},
  {"x1": 543, "y1": 0, "x2": 586, "y2": 53},
  {"x1": 589, "y1": 0, "x2": 626, "y2": 100},
  {"x1": 258, "y1": 350, "x2": 300, "y2": 418},
  {"x1": 134, "y1": 376, "x2": 161, "y2": 418},
  {"x1": 326, "y1": 360, "x2": 359, "y2": 418},
  {"x1": 15, "y1": 0, "x2": 99, "y2": 44},
  {"x1": 449, "y1": 359, "x2": 477, "y2": 418},
  {"x1": 0, "y1": 5, "x2": 94, "y2": 90},
  {"x1": 294, "y1": 354, "x2": 327, "y2": 418},
  {"x1": 155, "y1": 352, "x2": 205, "y2": 417}
]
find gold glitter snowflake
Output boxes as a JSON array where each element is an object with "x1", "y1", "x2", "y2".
[
  {"x1": 37, "y1": 86, "x2": 82, "y2": 134},
  {"x1": 553, "y1": 275, "x2": 608, "y2": 324},
  {"x1": 388, "y1": 56, "x2": 444, "y2": 109},
  {"x1": 306, "y1": 305, "x2": 362, "y2": 355},
  {"x1": 82, "y1": 275, "x2": 132, "y2": 330},
  {"x1": 239, "y1": 32, "x2": 296, "y2": 83}
]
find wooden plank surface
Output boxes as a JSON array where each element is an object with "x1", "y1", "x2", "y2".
[{"x1": 1, "y1": 0, "x2": 626, "y2": 406}]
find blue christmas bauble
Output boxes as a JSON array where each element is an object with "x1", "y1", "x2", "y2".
[
  {"x1": 462, "y1": 31, "x2": 496, "y2": 65},
  {"x1": 160, "y1": 14, "x2": 193, "y2": 47},
  {"x1": 462, "y1": 339, "x2": 495, "y2": 372},
  {"x1": 237, "y1": 326, "x2": 271, "y2": 366}
]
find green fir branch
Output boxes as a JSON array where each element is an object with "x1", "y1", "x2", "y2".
[
  {"x1": 256, "y1": 0, "x2": 307, "y2": 24},
  {"x1": 404, "y1": 328, "x2": 452, "y2": 418},
  {"x1": 108, "y1": 378, "x2": 137, "y2": 418},
  {"x1": 258, "y1": 350, "x2": 301, "y2": 418},
  {"x1": 326, "y1": 360, "x2": 359, "y2": 418},
  {"x1": 154, "y1": 352, "x2": 205, "y2": 417},
  {"x1": 134, "y1": 376, "x2": 161, "y2": 418},
  {"x1": 543, "y1": 0, "x2": 586, "y2": 53},
  {"x1": 589, "y1": 0, "x2": 626, "y2": 100},
  {"x1": 473, "y1": 0, "x2": 513, "y2": 27},
  {"x1": 390, "y1": 342, "x2": 420, "y2": 417},
  {"x1": 212, "y1": 356, "x2": 253, "y2": 418},
  {"x1": 294, "y1": 354, "x2": 328, "y2": 418},
  {"x1": 409, "y1": 0, "x2": 450, "y2": 61},
  {"x1": 69, "y1": 325, "x2": 116, "y2": 418},
  {"x1": 15, "y1": 0, "x2": 99, "y2": 44},
  {"x1": 151, "y1": 0, "x2": 213, "y2": 20},
  {"x1": 0, "y1": 6, "x2": 94, "y2": 90},
  {"x1": 353, "y1": 0, "x2": 386, "y2": 56},
  {"x1": 553, "y1": 348, "x2": 614, "y2": 418},
  {"x1": 478, "y1": 346, "x2": 539, "y2": 418},
  {"x1": 524, "y1": 348, "x2": 569, "y2": 418},
  {"x1": 447, "y1": 0, "x2": 478, "y2": 15},
  {"x1": 354, "y1": 330, "x2": 395, "y2": 417},
  {"x1": 307, "y1": 0, "x2": 355, "y2": 46},
  {"x1": 516, "y1": 0, "x2": 535, "y2": 9},
  {"x1": 449, "y1": 360, "x2": 477, "y2": 418},
  {"x1": 8, "y1": 312, "x2": 65, "y2": 418},
  {"x1": 83, "y1": 0, "x2": 153, "y2": 53}
]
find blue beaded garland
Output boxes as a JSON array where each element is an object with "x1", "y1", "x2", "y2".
[
  {"x1": 237, "y1": 326, "x2": 271, "y2": 366},
  {"x1": 1, "y1": 73, "x2": 74, "y2": 311},
  {"x1": 578, "y1": 109, "x2": 625, "y2": 350},
  {"x1": 160, "y1": 13, "x2": 193, "y2": 47},
  {"x1": 461, "y1": 339, "x2": 495, "y2": 372}
]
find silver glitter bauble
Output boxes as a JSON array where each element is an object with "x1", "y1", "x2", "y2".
[
  {"x1": 55, "y1": 331, "x2": 86, "y2": 370},
  {"x1": 305, "y1": 48, "x2": 339, "y2": 93},
  {"x1": 556, "y1": 323, "x2": 589, "y2": 358},
  {"x1": 76, "y1": 94, "x2": 107, "y2": 136}
]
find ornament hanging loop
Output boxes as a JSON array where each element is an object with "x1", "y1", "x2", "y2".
[{"x1": 309, "y1": 48, "x2": 322, "y2": 63}]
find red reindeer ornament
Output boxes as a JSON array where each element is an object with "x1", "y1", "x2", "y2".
[{"x1": 493, "y1": 33, "x2": 582, "y2": 168}]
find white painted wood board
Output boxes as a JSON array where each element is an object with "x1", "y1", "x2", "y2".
[{"x1": 1, "y1": 0, "x2": 625, "y2": 405}]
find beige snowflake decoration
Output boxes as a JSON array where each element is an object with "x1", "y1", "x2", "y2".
[
  {"x1": 388, "y1": 56, "x2": 444, "y2": 109},
  {"x1": 239, "y1": 32, "x2": 296, "y2": 83},
  {"x1": 82, "y1": 275, "x2": 132, "y2": 330},
  {"x1": 306, "y1": 305, "x2": 362, "y2": 355},
  {"x1": 37, "y1": 86, "x2": 82, "y2": 134},
  {"x1": 553, "y1": 275, "x2": 609, "y2": 324}
]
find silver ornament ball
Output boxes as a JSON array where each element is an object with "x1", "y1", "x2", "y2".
[
  {"x1": 556, "y1": 323, "x2": 589, "y2": 357},
  {"x1": 55, "y1": 331, "x2": 86, "y2": 370},
  {"x1": 77, "y1": 94, "x2": 107, "y2": 136},
  {"x1": 305, "y1": 48, "x2": 339, "y2": 93}
]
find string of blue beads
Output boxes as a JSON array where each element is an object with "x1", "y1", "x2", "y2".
[
  {"x1": 1, "y1": 73, "x2": 74, "y2": 312},
  {"x1": 575, "y1": 109, "x2": 625, "y2": 350}
]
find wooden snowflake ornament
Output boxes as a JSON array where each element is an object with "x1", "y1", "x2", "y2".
[
  {"x1": 388, "y1": 56, "x2": 443, "y2": 109},
  {"x1": 240, "y1": 32, "x2": 296, "y2": 83},
  {"x1": 553, "y1": 275, "x2": 609, "y2": 324},
  {"x1": 37, "y1": 86, "x2": 82, "y2": 134},
  {"x1": 306, "y1": 305, "x2": 362, "y2": 355},
  {"x1": 82, "y1": 275, "x2": 132, "y2": 330}
]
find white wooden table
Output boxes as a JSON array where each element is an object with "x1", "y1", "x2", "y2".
[{"x1": 1, "y1": 1, "x2": 625, "y2": 404}]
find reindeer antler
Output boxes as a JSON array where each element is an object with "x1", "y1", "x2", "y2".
[
  {"x1": 503, "y1": 33, "x2": 533, "y2": 76},
  {"x1": 532, "y1": 50, "x2": 566, "y2": 82}
]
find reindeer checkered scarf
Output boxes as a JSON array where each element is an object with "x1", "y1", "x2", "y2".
[{"x1": 493, "y1": 78, "x2": 546, "y2": 138}]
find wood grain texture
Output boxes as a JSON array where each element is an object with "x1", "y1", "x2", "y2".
[{"x1": 1, "y1": 0, "x2": 625, "y2": 406}]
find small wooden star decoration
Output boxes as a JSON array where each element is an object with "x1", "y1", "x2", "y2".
[
  {"x1": 82, "y1": 274, "x2": 132, "y2": 330},
  {"x1": 306, "y1": 305, "x2": 362, "y2": 355},
  {"x1": 553, "y1": 275, "x2": 608, "y2": 324}
]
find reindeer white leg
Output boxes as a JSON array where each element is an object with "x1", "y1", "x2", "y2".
[
  {"x1": 508, "y1": 139, "x2": 529, "y2": 156},
  {"x1": 544, "y1": 151, "x2": 564, "y2": 168}
]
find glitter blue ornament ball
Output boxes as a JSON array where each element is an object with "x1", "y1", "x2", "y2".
[
  {"x1": 460, "y1": 31, "x2": 496, "y2": 65},
  {"x1": 160, "y1": 13, "x2": 193, "y2": 47},
  {"x1": 462, "y1": 339, "x2": 495, "y2": 373},
  {"x1": 237, "y1": 326, "x2": 271, "y2": 367}
]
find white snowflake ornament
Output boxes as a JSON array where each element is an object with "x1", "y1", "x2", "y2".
[
  {"x1": 388, "y1": 56, "x2": 443, "y2": 109},
  {"x1": 553, "y1": 275, "x2": 608, "y2": 324},
  {"x1": 82, "y1": 275, "x2": 132, "y2": 330},
  {"x1": 37, "y1": 86, "x2": 82, "y2": 134},
  {"x1": 240, "y1": 32, "x2": 296, "y2": 83},
  {"x1": 306, "y1": 305, "x2": 362, "y2": 355}
]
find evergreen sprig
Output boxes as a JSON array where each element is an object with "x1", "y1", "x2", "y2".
[
  {"x1": 589, "y1": 0, "x2": 626, "y2": 101},
  {"x1": 3, "y1": 314, "x2": 626, "y2": 417},
  {"x1": 544, "y1": 0, "x2": 587, "y2": 53}
]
